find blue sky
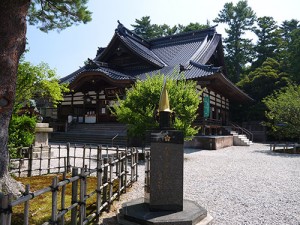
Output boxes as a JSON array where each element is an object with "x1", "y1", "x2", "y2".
[{"x1": 25, "y1": 0, "x2": 300, "y2": 78}]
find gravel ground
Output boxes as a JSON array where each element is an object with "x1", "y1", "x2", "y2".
[{"x1": 98, "y1": 143, "x2": 300, "y2": 225}]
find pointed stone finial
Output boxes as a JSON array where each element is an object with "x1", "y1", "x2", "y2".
[{"x1": 158, "y1": 81, "x2": 172, "y2": 112}]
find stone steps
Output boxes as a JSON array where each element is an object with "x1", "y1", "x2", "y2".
[{"x1": 49, "y1": 123, "x2": 128, "y2": 146}]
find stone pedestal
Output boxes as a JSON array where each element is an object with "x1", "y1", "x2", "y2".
[
  {"x1": 145, "y1": 130, "x2": 184, "y2": 211},
  {"x1": 33, "y1": 123, "x2": 53, "y2": 158},
  {"x1": 118, "y1": 129, "x2": 213, "y2": 225}
]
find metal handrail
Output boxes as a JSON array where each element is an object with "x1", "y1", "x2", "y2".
[
  {"x1": 111, "y1": 134, "x2": 119, "y2": 147},
  {"x1": 230, "y1": 122, "x2": 253, "y2": 141}
]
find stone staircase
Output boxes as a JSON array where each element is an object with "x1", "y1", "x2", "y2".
[
  {"x1": 49, "y1": 123, "x2": 128, "y2": 146},
  {"x1": 223, "y1": 126, "x2": 253, "y2": 146}
]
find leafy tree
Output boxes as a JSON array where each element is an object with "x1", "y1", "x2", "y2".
[
  {"x1": 177, "y1": 22, "x2": 210, "y2": 33},
  {"x1": 263, "y1": 85, "x2": 300, "y2": 140},
  {"x1": 0, "y1": 0, "x2": 91, "y2": 196},
  {"x1": 132, "y1": 16, "x2": 210, "y2": 39},
  {"x1": 288, "y1": 28, "x2": 300, "y2": 82},
  {"x1": 131, "y1": 16, "x2": 157, "y2": 39},
  {"x1": 214, "y1": 0, "x2": 256, "y2": 83},
  {"x1": 16, "y1": 61, "x2": 69, "y2": 110},
  {"x1": 252, "y1": 16, "x2": 281, "y2": 69},
  {"x1": 111, "y1": 74, "x2": 202, "y2": 141},
  {"x1": 236, "y1": 58, "x2": 291, "y2": 121}
]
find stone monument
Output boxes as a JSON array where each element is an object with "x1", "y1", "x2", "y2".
[
  {"x1": 118, "y1": 81, "x2": 213, "y2": 225},
  {"x1": 33, "y1": 123, "x2": 53, "y2": 158}
]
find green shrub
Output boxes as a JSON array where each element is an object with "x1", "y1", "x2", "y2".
[{"x1": 8, "y1": 115, "x2": 36, "y2": 158}]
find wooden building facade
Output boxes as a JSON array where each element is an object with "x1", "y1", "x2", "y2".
[{"x1": 56, "y1": 22, "x2": 252, "y2": 134}]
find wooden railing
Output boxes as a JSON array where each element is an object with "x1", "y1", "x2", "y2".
[
  {"x1": 230, "y1": 122, "x2": 253, "y2": 141},
  {"x1": 2, "y1": 145, "x2": 139, "y2": 225}
]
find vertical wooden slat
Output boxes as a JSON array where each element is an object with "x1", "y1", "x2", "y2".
[
  {"x1": 27, "y1": 145, "x2": 33, "y2": 177},
  {"x1": 58, "y1": 144, "x2": 61, "y2": 173},
  {"x1": 117, "y1": 152, "x2": 122, "y2": 199},
  {"x1": 73, "y1": 144, "x2": 76, "y2": 166},
  {"x1": 67, "y1": 143, "x2": 71, "y2": 172},
  {"x1": 108, "y1": 157, "x2": 114, "y2": 211},
  {"x1": 135, "y1": 147, "x2": 139, "y2": 181},
  {"x1": 71, "y1": 168, "x2": 78, "y2": 225},
  {"x1": 82, "y1": 145, "x2": 86, "y2": 169},
  {"x1": 39, "y1": 144, "x2": 43, "y2": 175},
  {"x1": 47, "y1": 145, "x2": 51, "y2": 174},
  {"x1": 88, "y1": 145, "x2": 92, "y2": 172},
  {"x1": 50, "y1": 176, "x2": 58, "y2": 224}
]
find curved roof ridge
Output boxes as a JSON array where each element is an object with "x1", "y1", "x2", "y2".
[
  {"x1": 186, "y1": 35, "x2": 209, "y2": 66},
  {"x1": 191, "y1": 33, "x2": 221, "y2": 64},
  {"x1": 116, "y1": 20, "x2": 150, "y2": 48},
  {"x1": 117, "y1": 32, "x2": 166, "y2": 67},
  {"x1": 190, "y1": 60, "x2": 222, "y2": 72}
]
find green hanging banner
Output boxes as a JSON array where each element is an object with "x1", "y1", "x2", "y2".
[{"x1": 203, "y1": 96, "x2": 210, "y2": 118}]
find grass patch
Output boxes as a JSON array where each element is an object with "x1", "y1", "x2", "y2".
[{"x1": 12, "y1": 174, "x2": 101, "y2": 225}]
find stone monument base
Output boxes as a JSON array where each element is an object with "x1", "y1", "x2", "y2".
[
  {"x1": 118, "y1": 198, "x2": 213, "y2": 225},
  {"x1": 32, "y1": 146, "x2": 53, "y2": 158}
]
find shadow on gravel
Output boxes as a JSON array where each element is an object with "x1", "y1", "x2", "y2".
[
  {"x1": 101, "y1": 216, "x2": 118, "y2": 225},
  {"x1": 184, "y1": 148, "x2": 208, "y2": 154},
  {"x1": 253, "y1": 149, "x2": 300, "y2": 158}
]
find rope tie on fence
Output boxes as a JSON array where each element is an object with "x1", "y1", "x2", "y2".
[
  {"x1": 50, "y1": 186, "x2": 59, "y2": 192},
  {"x1": 0, "y1": 205, "x2": 12, "y2": 214},
  {"x1": 78, "y1": 201, "x2": 86, "y2": 206}
]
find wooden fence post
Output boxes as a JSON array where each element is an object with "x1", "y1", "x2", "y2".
[
  {"x1": 24, "y1": 184, "x2": 30, "y2": 225},
  {"x1": 120, "y1": 152, "x2": 125, "y2": 193},
  {"x1": 6, "y1": 194, "x2": 12, "y2": 225},
  {"x1": 27, "y1": 145, "x2": 33, "y2": 177},
  {"x1": 67, "y1": 143, "x2": 71, "y2": 173},
  {"x1": 0, "y1": 194, "x2": 8, "y2": 225},
  {"x1": 60, "y1": 172, "x2": 67, "y2": 225},
  {"x1": 103, "y1": 158, "x2": 108, "y2": 207},
  {"x1": 108, "y1": 157, "x2": 114, "y2": 211},
  {"x1": 130, "y1": 147, "x2": 134, "y2": 183},
  {"x1": 135, "y1": 147, "x2": 139, "y2": 181},
  {"x1": 79, "y1": 167, "x2": 86, "y2": 225},
  {"x1": 124, "y1": 148, "x2": 128, "y2": 192},
  {"x1": 82, "y1": 145, "x2": 86, "y2": 168},
  {"x1": 96, "y1": 158, "x2": 103, "y2": 222},
  {"x1": 50, "y1": 176, "x2": 58, "y2": 224},
  {"x1": 71, "y1": 168, "x2": 78, "y2": 225}
]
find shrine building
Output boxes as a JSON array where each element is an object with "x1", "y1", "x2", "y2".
[{"x1": 50, "y1": 21, "x2": 252, "y2": 142}]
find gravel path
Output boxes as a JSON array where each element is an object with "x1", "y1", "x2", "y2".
[{"x1": 98, "y1": 143, "x2": 300, "y2": 225}]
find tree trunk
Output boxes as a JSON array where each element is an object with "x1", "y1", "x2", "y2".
[{"x1": 0, "y1": 0, "x2": 30, "y2": 195}]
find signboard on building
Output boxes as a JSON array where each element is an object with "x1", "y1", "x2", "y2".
[{"x1": 203, "y1": 96, "x2": 210, "y2": 118}]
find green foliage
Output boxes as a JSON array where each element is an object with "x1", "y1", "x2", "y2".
[
  {"x1": 131, "y1": 16, "x2": 210, "y2": 39},
  {"x1": 236, "y1": 58, "x2": 291, "y2": 121},
  {"x1": 28, "y1": 0, "x2": 92, "y2": 32},
  {"x1": 252, "y1": 16, "x2": 282, "y2": 69},
  {"x1": 8, "y1": 115, "x2": 36, "y2": 158},
  {"x1": 263, "y1": 85, "x2": 300, "y2": 139},
  {"x1": 214, "y1": 0, "x2": 256, "y2": 83},
  {"x1": 111, "y1": 74, "x2": 202, "y2": 140},
  {"x1": 287, "y1": 28, "x2": 300, "y2": 82},
  {"x1": 238, "y1": 58, "x2": 291, "y2": 100},
  {"x1": 16, "y1": 61, "x2": 69, "y2": 109}
]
